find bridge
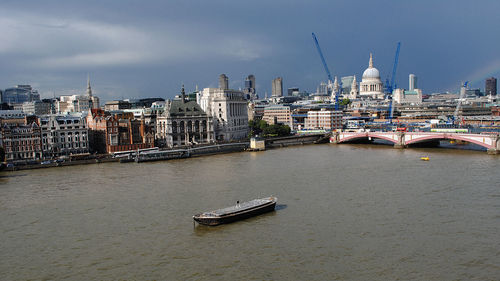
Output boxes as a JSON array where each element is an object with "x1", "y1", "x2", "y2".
[{"x1": 330, "y1": 131, "x2": 500, "y2": 154}]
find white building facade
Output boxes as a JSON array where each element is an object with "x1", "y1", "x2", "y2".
[
  {"x1": 198, "y1": 88, "x2": 249, "y2": 141},
  {"x1": 156, "y1": 98, "x2": 214, "y2": 148},
  {"x1": 39, "y1": 115, "x2": 89, "y2": 158}
]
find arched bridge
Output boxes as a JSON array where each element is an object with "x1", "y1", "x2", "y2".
[{"x1": 330, "y1": 131, "x2": 500, "y2": 154}]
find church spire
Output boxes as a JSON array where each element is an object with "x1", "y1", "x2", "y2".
[
  {"x1": 369, "y1": 53, "x2": 374, "y2": 68},
  {"x1": 86, "y1": 74, "x2": 92, "y2": 97}
]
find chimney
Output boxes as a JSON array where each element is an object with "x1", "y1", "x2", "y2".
[{"x1": 181, "y1": 85, "x2": 186, "y2": 103}]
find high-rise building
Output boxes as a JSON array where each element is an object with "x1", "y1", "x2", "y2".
[
  {"x1": 244, "y1": 74, "x2": 257, "y2": 99},
  {"x1": 288, "y1": 87, "x2": 299, "y2": 96},
  {"x1": 409, "y1": 74, "x2": 417, "y2": 91},
  {"x1": 246, "y1": 75, "x2": 255, "y2": 90},
  {"x1": 219, "y1": 74, "x2": 229, "y2": 90},
  {"x1": 341, "y1": 76, "x2": 354, "y2": 95},
  {"x1": 486, "y1": 77, "x2": 497, "y2": 96},
  {"x1": 272, "y1": 77, "x2": 283, "y2": 97},
  {"x1": 2, "y1": 85, "x2": 40, "y2": 105}
]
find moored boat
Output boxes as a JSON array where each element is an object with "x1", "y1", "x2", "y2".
[
  {"x1": 193, "y1": 197, "x2": 277, "y2": 226},
  {"x1": 420, "y1": 156, "x2": 430, "y2": 161}
]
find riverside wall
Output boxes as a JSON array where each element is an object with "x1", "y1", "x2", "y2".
[{"x1": 1, "y1": 135, "x2": 327, "y2": 171}]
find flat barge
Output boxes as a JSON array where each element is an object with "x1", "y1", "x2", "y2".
[
  {"x1": 193, "y1": 197, "x2": 277, "y2": 226},
  {"x1": 135, "y1": 149, "x2": 190, "y2": 162}
]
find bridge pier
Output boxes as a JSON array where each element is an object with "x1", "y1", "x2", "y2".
[
  {"x1": 393, "y1": 132, "x2": 406, "y2": 149},
  {"x1": 487, "y1": 135, "x2": 499, "y2": 154},
  {"x1": 330, "y1": 132, "x2": 340, "y2": 144}
]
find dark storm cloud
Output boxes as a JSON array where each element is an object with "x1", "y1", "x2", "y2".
[{"x1": 0, "y1": 0, "x2": 499, "y2": 101}]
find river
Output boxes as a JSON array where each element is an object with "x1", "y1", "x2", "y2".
[{"x1": 1, "y1": 144, "x2": 498, "y2": 280}]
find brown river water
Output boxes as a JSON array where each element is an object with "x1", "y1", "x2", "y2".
[{"x1": 1, "y1": 144, "x2": 499, "y2": 280}]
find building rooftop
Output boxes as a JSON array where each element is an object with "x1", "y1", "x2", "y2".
[{"x1": 168, "y1": 99, "x2": 206, "y2": 117}]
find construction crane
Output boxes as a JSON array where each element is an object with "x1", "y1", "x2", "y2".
[
  {"x1": 312, "y1": 33, "x2": 333, "y2": 82},
  {"x1": 311, "y1": 33, "x2": 341, "y2": 110},
  {"x1": 386, "y1": 42, "x2": 401, "y2": 123}
]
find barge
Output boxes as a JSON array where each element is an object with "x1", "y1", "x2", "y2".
[{"x1": 193, "y1": 197, "x2": 277, "y2": 226}]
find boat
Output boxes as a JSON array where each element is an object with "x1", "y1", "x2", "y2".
[
  {"x1": 193, "y1": 197, "x2": 277, "y2": 226},
  {"x1": 420, "y1": 156, "x2": 430, "y2": 161}
]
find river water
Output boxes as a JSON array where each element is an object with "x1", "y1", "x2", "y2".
[{"x1": 1, "y1": 144, "x2": 499, "y2": 280}]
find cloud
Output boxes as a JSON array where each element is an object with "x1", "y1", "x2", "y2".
[{"x1": 0, "y1": 9, "x2": 272, "y2": 69}]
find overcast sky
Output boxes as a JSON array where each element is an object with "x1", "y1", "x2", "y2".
[{"x1": 0, "y1": 0, "x2": 499, "y2": 101}]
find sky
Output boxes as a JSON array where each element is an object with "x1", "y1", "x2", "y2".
[{"x1": 0, "y1": 0, "x2": 499, "y2": 101}]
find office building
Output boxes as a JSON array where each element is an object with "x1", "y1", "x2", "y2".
[
  {"x1": 1, "y1": 121, "x2": 42, "y2": 162},
  {"x1": 304, "y1": 109, "x2": 343, "y2": 130},
  {"x1": 409, "y1": 74, "x2": 417, "y2": 91},
  {"x1": 486, "y1": 77, "x2": 497, "y2": 96},
  {"x1": 288, "y1": 87, "x2": 299, "y2": 96},
  {"x1": 39, "y1": 115, "x2": 89, "y2": 158},
  {"x1": 198, "y1": 81, "x2": 249, "y2": 141},
  {"x1": 393, "y1": 75, "x2": 423, "y2": 104},
  {"x1": 2, "y1": 85, "x2": 40, "y2": 105},
  {"x1": 272, "y1": 77, "x2": 283, "y2": 97},
  {"x1": 262, "y1": 105, "x2": 292, "y2": 127},
  {"x1": 243, "y1": 74, "x2": 257, "y2": 100},
  {"x1": 219, "y1": 74, "x2": 229, "y2": 90}
]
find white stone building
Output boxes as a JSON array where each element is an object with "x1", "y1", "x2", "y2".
[
  {"x1": 393, "y1": 74, "x2": 423, "y2": 104},
  {"x1": 21, "y1": 100, "x2": 52, "y2": 115},
  {"x1": 198, "y1": 87, "x2": 249, "y2": 141},
  {"x1": 156, "y1": 88, "x2": 214, "y2": 148},
  {"x1": 393, "y1": 88, "x2": 423, "y2": 104},
  {"x1": 39, "y1": 115, "x2": 89, "y2": 158},
  {"x1": 56, "y1": 77, "x2": 100, "y2": 113},
  {"x1": 359, "y1": 53, "x2": 384, "y2": 99}
]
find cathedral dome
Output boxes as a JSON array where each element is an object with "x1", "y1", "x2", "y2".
[
  {"x1": 362, "y1": 53, "x2": 380, "y2": 80},
  {"x1": 362, "y1": 67, "x2": 380, "y2": 80},
  {"x1": 359, "y1": 53, "x2": 384, "y2": 99}
]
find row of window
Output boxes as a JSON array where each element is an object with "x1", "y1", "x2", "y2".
[
  {"x1": 3, "y1": 139, "x2": 39, "y2": 146},
  {"x1": 42, "y1": 136, "x2": 87, "y2": 143},
  {"x1": 42, "y1": 143, "x2": 86, "y2": 150},
  {"x1": 5, "y1": 146, "x2": 41, "y2": 152}
]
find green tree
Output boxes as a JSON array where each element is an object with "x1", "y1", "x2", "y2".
[
  {"x1": 249, "y1": 120, "x2": 290, "y2": 138},
  {"x1": 339, "y1": 98, "x2": 351, "y2": 106}
]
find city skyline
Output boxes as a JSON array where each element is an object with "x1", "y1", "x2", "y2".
[{"x1": 1, "y1": 0, "x2": 499, "y2": 101}]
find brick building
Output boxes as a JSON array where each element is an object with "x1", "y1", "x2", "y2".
[
  {"x1": 86, "y1": 109, "x2": 154, "y2": 154},
  {"x1": 0, "y1": 118, "x2": 42, "y2": 162}
]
